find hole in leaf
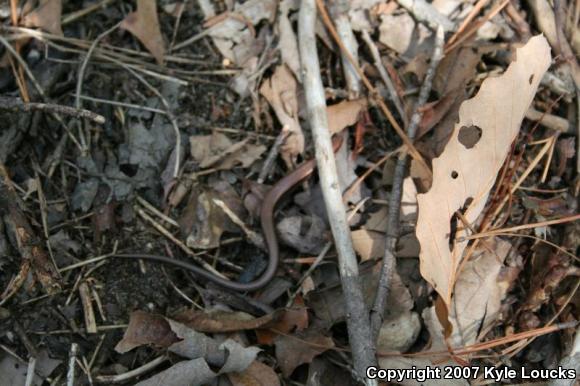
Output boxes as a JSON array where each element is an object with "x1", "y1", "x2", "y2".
[
  {"x1": 451, "y1": 171, "x2": 458, "y2": 179},
  {"x1": 529, "y1": 74, "x2": 534, "y2": 84},
  {"x1": 458, "y1": 125, "x2": 482, "y2": 149}
]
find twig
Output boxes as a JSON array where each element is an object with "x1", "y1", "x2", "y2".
[
  {"x1": 299, "y1": 1, "x2": 377, "y2": 383},
  {"x1": 134, "y1": 207, "x2": 229, "y2": 278},
  {"x1": 24, "y1": 356, "x2": 37, "y2": 386},
  {"x1": 67, "y1": 343, "x2": 79, "y2": 386},
  {"x1": 314, "y1": 0, "x2": 431, "y2": 177},
  {"x1": 462, "y1": 214, "x2": 580, "y2": 240},
  {"x1": 286, "y1": 242, "x2": 332, "y2": 307},
  {"x1": 369, "y1": 26, "x2": 445, "y2": 341},
  {"x1": 258, "y1": 129, "x2": 289, "y2": 184},
  {"x1": 169, "y1": 0, "x2": 189, "y2": 51},
  {"x1": 74, "y1": 94, "x2": 167, "y2": 115},
  {"x1": 212, "y1": 198, "x2": 265, "y2": 250},
  {"x1": 136, "y1": 195, "x2": 179, "y2": 228},
  {"x1": 0, "y1": 96, "x2": 105, "y2": 124},
  {"x1": 75, "y1": 22, "x2": 119, "y2": 149},
  {"x1": 94, "y1": 355, "x2": 167, "y2": 384},
  {"x1": 331, "y1": 0, "x2": 361, "y2": 98},
  {"x1": 447, "y1": 0, "x2": 490, "y2": 46},
  {"x1": 62, "y1": 0, "x2": 118, "y2": 25},
  {"x1": 119, "y1": 64, "x2": 182, "y2": 178},
  {"x1": 396, "y1": 0, "x2": 455, "y2": 32},
  {"x1": 79, "y1": 281, "x2": 98, "y2": 334},
  {"x1": 526, "y1": 106, "x2": 571, "y2": 132},
  {"x1": 0, "y1": 35, "x2": 84, "y2": 151},
  {"x1": 75, "y1": 22, "x2": 121, "y2": 109},
  {"x1": 444, "y1": 0, "x2": 510, "y2": 54},
  {"x1": 360, "y1": 30, "x2": 407, "y2": 125}
]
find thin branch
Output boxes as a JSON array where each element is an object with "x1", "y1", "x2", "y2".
[
  {"x1": 0, "y1": 96, "x2": 105, "y2": 124},
  {"x1": 360, "y1": 30, "x2": 407, "y2": 125},
  {"x1": 299, "y1": 1, "x2": 377, "y2": 384},
  {"x1": 119, "y1": 64, "x2": 182, "y2": 178},
  {"x1": 314, "y1": 0, "x2": 431, "y2": 177},
  {"x1": 258, "y1": 129, "x2": 289, "y2": 184},
  {"x1": 396, "y1": 0, "x2": 455, "y2": 32},
  {"x1": 331, "y1": 0, "x2": 361, "y2": 98},
  {"x1": 369, "y1": 26, "x2": 445, "y2": 341},
  {"x1": 0, "y1": 35, "x2": 84, "y2": 151}
]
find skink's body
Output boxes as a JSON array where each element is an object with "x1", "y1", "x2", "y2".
[{"x1": 114, "y1": 136, "x2": 343, "y2": 291}]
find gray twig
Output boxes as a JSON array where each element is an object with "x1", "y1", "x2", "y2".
[
  {"x1": 258, "y1": 129, "x2": 289, "y2": 184},
  {"x1": 299, "y1": 1, "x2": 377, "y2": 384},
  {"x1": 369, "y1": 26, "x2": 445, "y2": 341},
  {"x1": 0, "y1": 96, "x2": 105, "y2": 124},
  {"x1": 66, "y1": 343, "x2": 79, "y2": 386},
  {"x1": 360, "y1": 29, "x2": 407, "y2": 126}
]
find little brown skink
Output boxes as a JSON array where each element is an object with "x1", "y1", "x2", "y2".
[{"x1": 113, "y1": 136, "x2": 343, "y2": 291}]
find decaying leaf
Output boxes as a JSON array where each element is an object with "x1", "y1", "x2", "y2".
[
  {"x1": 260, "y1": 65, "x2": 305, "y2": 164},
  {"x1": 256, "y1": 300, "x2": 309, "y2": 345},
  {"x1": 278, "y1": 0, "x2": 301, "y2": 80},
  {"x1": 352, "y1": 229, "x2": 384, "y2": 261},
  {"x1": 22, "y1": 0, "x2": 63, "y2": 36},
  {"x1": 135, "y1": 358, "x2": 217, "y2": 386},
  {"x1": 121, "y1": 0, "x2": 165, "y2": 64},
  {"x1": 203, "y1": 0, "x2": 277, "y2": 65},
  {"x1": 228, "y1": 361, "x2": 281, "y2": 386},
  {"x1": 277, "y1": 214, "x2": 329, "y2": 254},
  {"x1": 174, "y1": 309, "x2": 282, "y2": 333},
  {"x1": 274, "y1": 327, "x2": 335, "y2": 377},
  {"x1": 450, "y1": 237, "x2": 517, "y2": 346},
  {"x1": 190, "y1": 132, "x2": 266, "y2": 171},
  {"x1": 117, "y1": 311, "x2": 260, "y2": 386},
  {"x1": 114, "y1": 311, "x2": 178, "y2": 353},
  {"x1": 0, "y1": 349, "x2": 61, "y2": 386},
  {"x1": 416, "y1": 35, "x2": 551, "y2": 306},
  {"x1": 326, "y1": 99, "x2": 367, "y2": 134}
]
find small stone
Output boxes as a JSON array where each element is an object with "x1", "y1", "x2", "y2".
[{"x1": 377, "y1": 311, "x2": 421, "y2": 352}]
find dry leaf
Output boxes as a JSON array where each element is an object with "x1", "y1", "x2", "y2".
[
  {"x1": 278, "y1": 0, "x2": 301, "y2": 80},
  {"x1": 377, "y1": 311, "x2": 421, "y2": 352},
  {"x1": 228, "y1": 361, "x2": 281, "y2": 386},
  {"x1": 22, "y1": 0, "x2": 62, "y2": 36},
  {"x1": 416, "y1": 35, "x2": 551, "y2": 306},
  {"x1": 190, "y1": 132, "x2": 266, "y2": 170},
  {"x1": 352, "y1": 229, "x2": 384, "y2": 261},
  {"x1": 277, "y1": 215, "x2": 329, "y2": 254},
  {"x1": 174, "y1": 309, "x2": 282, "y2": 333},
  {"x1": 260, "y1": 65, "x2": 305, "y2": 163},
  {"x1": 450, "y1": 238, "x2": 515, "y2": 345},
  {"x1": 121, "y1": 0, "x2": 165, "y2": 64},
  {"x1": 274, "y1": 327, "x2": 334, "y2": 377},
  {"x1": 115, "y1": 311, "x2": 178, "y2": 353},
  {"x1": 379, "y1": 13, "x2": 415, "y2": 54},
  {"x1": 326, "y1": 99, "x2": 367, "y2": 134},
  {"x1": 256, "y1": 300, "x2": 309, "y2": 345},
  {"x1": 203, "y1": 0, "x2": 277, "y2": 65}
]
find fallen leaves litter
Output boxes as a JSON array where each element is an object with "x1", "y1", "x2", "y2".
[
  {"x1": 22, "y1": 0, "x2": 63, "y2": 36},
  {"x1": 260, "y1": 65, "x2": 305, "y2": 165},
  {"x1": 274, "y1": 327, "x2": 335, "y2": 377},
  {"x1": 190, "y1": 132, "x2": 266, "y2": 171},
  {"x1": 121, "y1": 0, "x2": 165, "y2": 64},
  {"x1": 416, "y1": 35, "x2": 551, "y2": 306}
]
